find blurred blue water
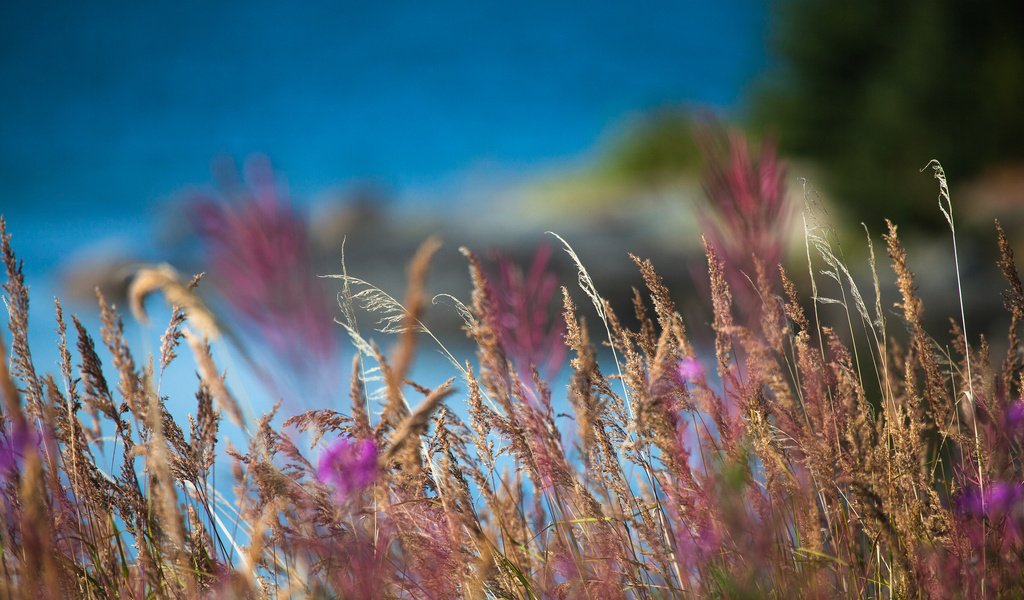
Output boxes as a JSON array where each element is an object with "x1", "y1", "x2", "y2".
[
  {"x1": 2, "y1": 0, "x2": 767, "y2": 275},
  {"x1": 2, "y1": 4, "x2": 759, "y2": 515},
  {"x1": 2, "y1": 0, "x2": 765, "y2": 431}
]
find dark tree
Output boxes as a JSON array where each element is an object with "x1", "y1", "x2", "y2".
[{"x1": 754, "y1": 0, "x2": 1024, "y2": 229}]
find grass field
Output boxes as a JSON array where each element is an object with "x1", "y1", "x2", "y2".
[{"x1": 1, "y1": 147, "x2": 1022, "y2": 598}]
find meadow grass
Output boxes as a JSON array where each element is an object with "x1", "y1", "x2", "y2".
[{"x1": 1, "y1": 157, "x2": 1023, "y2": 598}]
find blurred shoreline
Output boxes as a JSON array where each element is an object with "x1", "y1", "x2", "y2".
[{"x1": 49, "y1": 164, "x2": 1024, "y2": 354}]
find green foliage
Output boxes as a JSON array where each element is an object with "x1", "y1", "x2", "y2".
[
  {"x1": 755, "y1": 0, "x2": 1024, "y2": 229},
  {"x1": 602, "y1": 109, "x2": 702, "y2": 183}
]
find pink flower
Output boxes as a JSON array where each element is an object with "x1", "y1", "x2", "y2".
[
  {"x1": 957, "y1": 481, "x2": 1023, "y2": 518},
  {"x1": 1006, "y1": 401, "x2": 1024, "y2": 435},
  {"x1": 317, "y1": 438, "x2": 378, "y2": 503},
  {"x1": 677, "y1": 357, "x2": 705, "y2": 384}
]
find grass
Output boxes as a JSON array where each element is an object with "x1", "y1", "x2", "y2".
[{"x1": 1, "y1": 154, "x2": 1023, "y2": 598}]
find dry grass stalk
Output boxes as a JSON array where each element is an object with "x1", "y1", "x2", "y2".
[
  {"x1": 183, "y1": 329, "x2": 246, "y2": 429},
  {"x1": 129, "y1": 263, "x2": 219, "y2": 340},
  {"x1": 2, "y1": 191, "x2": 1024, "y2": 597}
]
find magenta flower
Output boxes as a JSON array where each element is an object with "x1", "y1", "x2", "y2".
[
  {"x1": 957, "y1": 481, "x2": 1023, "y2": 518},
  {"x1": 677, "y1": 357, "x2": 705, "y2": 384},
  {"x1": 317, "y1": 438, "x2": 378, "y2": 503},
  {"x1": 1006, "y1": 401, "x2": 1024, "y2": 435}
]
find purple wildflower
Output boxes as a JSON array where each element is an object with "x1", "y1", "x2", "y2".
[
  {"x1": 317, "y1": 437, "x2": 378, "y2": 503},
  {"x1": 677, "y1": 357, "x2": 705, "y2": 384},
  {"x1": 958, "y1": 481, "x2": 1024, "y2": 518},
  {"x1": 1006, "y1": 401, "x2": 1024, "y2": 435}
]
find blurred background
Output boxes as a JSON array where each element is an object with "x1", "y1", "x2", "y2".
[
  {"x1": 2, "y1": 0, "x2": 1024, "y2": 411},
  {"x1": 2, "y1": 0, "x2": 766, "y2": 277}
]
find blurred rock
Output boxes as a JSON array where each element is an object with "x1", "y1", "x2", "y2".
[
  {"x1": 58, "y1": 248, "x2": 137, "y2": 307},
  {"x1": 962, "y1": 162, "x2": 1024, "y2": 232}
]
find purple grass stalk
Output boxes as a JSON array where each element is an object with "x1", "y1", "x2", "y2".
[
  {"x1": 696, "y1": 122, "x2": 789, "y2": 314},
  {"x1": 1006, "y1": 400, "x2": 1024, "y2": 435},
  {"x1": 0, "y1": 424, "x2": 42, "y2": 477},
  {"x1": 485, "y1": 244, "x2": 567, "y2": 382},
  {"x1": 186, "y1": 156, "x2": 339, "y2": 406}
]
